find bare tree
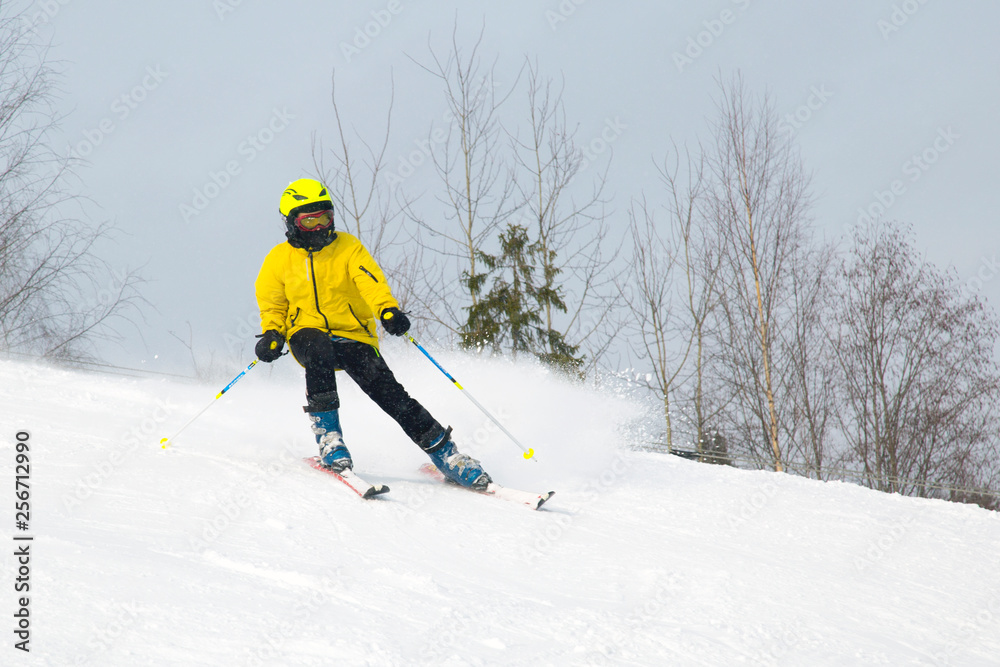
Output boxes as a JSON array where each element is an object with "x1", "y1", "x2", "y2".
[
  {"x1": 657, "y1": 147, "x2": 728, "y2": 456},
  {"x1": 619, "y1": 196, "x2": 688, "y2": 449},
  {"x1": 509, "y1": 59, "x2": 615, "y2": 372},
  {"x1": 775, "y1": 240, "x2": 839, "y2": 478},
  {"x1": 704, "y1": 73, "x2": 814, "y2": 472},
  {"x1": 620, "y1": 145, "x2": 732, "y2": 455},
  {"x1": 0, "y1": 7, "x2": 142, "y2": 360},
  {"x1": 832, "y1": 221, "x2": 1000, "y2": 498},
  {"x1": 311, "y1": 71, "x2": 422, "y2": 303},
  {"x1": 411, "y1": 22, "x2": 522, "y2": 337}
]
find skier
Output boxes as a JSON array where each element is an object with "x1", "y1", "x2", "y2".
[{"x1": 253, "y1": 178, "x2": 492, "y2": 490}]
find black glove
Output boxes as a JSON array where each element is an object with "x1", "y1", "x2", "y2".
[
  {"x1": 380, "y1": 308, "x2": 410, "y2": 336},
  {"x1": 255, "y1": 330, "x2": 285, "y2": 362}
]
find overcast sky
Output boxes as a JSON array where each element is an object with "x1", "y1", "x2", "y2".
[{"x1": 28, "y1": 0, "x2": 1000, "y2": 373}]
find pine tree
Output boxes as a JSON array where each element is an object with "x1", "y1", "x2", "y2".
[{"x1": 460, "y1": 223, "x2": 583, "y2": 373}]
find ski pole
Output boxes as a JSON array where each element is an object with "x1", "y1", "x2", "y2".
[
  {"x1": 160, "y1": 359, "x2": 260, "y2": 450},
  {"x1": 404, "y1": 332, "x2": 536, "y2": 461}
]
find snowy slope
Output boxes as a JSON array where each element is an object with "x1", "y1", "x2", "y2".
[{"x1": 2, "y1": 351, "x2": 1000, "y2": 666}]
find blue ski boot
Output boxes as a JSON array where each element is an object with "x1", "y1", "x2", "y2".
[
  {"x1": 425, "y1": 427, "x2": 492, "y2": 491},
  {"x1": 309, "y1": 409, "x2": 353, "y2": 473}
]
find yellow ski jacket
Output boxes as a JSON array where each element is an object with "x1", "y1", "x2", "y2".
[{"x1": 254, "y1": 232, "x2": 399, "y2": 347}]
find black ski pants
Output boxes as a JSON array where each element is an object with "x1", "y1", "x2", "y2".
[{"x1": 288, "y1": 328, "x2": 444, "y2": 449}]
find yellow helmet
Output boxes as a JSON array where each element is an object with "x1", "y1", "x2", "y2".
[
  {"x1": 279, "y1": 178, "x2": 336, "y2": 250},
  {"x1": 279, "y1": 178, "x2": 333, "y2": 219}
]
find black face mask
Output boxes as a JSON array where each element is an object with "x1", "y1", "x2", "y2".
[
  {"x1": 285, "y1": 227, "x2": 336, "y2": 252},
  {"x1": 283, "y1": 202, "x2": 336, "y2": 252}
]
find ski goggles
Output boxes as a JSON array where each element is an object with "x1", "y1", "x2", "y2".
[{"x1": 294, "y1": 210, "x2": 333, "y2": 231}]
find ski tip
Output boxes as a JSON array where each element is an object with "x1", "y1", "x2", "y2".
[
  {"x1": 306, "y1": 457, "x2": 391, "y2": 500},
  {"x1": 363, "y1": 485, "x2": 391, "y2": 499},
  {"x1": 535, "y1": 491, "x2": 555, "y2": 510}
]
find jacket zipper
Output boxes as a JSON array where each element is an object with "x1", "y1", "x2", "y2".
[
  {"x1": 348, "y1": 304, "x2": 375, "y2": 338},
  {"x1": 308, "y1": 252, "x2": 332, "y2": 332},
  {"x1": 359, "y1": 265, "x2": 379, "y2": 283}
]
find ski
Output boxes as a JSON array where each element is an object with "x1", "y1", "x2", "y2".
[
  {"x1": 419, "y1": 463, "x2": 554, "y2": 510},
  {"x1": 304, "y1": 457, "x2": 390, "y2": 499}
]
